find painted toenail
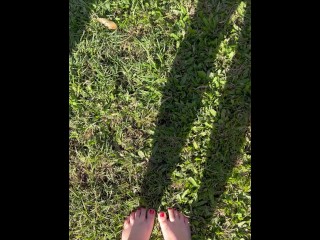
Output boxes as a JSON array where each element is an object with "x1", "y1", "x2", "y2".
[
  {"x1": 149, "y1": 209, "x2": 154, "y2": 214},
  {"x1": 160, "y1": 212, "x2": 165, "y2": 217}
]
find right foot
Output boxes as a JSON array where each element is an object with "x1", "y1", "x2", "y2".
[
  {"x1": 121, "y1": 208, "x2": 156, "y2": 240},
  {"x1": 158, "y1": 208, "x2": 191, "y2": 240}
]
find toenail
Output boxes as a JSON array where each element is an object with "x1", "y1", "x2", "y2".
[
  {"x1": 168, "y1": 208, "x2": 172, "y2": 210},
  {"x1": 160, "y1": 212, "x2": 165, "y2": 217},
  {"x1": 149, "y1": 209, "x2": 154, "y2": 214}
]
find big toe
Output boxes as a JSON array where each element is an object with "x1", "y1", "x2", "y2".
[
  {"x1": 147, "y1": 209, "x2": 156, "y2": 224},
  {"x1": 158, "y1": 211, "x2": 168, "y2": 225}
]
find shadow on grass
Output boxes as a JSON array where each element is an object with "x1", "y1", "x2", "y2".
[
  {"x1": 139, "y1": 0, "x2": 250, "y2": 238},
  {"x1": 69, "y1": 0, "x2": 97, "y2": 52}
]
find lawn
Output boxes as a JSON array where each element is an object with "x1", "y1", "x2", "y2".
[{"x1": 69, "y1": 0, "x2": 251, "y2": 239}]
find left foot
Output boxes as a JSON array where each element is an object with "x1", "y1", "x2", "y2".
[{"x1": 121, "y1": 208, "x2": 156, "y2": 240}]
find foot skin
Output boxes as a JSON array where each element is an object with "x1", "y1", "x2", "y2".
[
  {"x1": 158, "y1": 208, "x2": 191, "y2": 240},
  {"x1": 121, "y1": 208, "x2": 156, "y2": 240}
]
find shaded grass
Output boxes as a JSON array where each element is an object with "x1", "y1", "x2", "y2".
[{"x1": 69, "y1": 0, "x2": 251, "y2": 239}]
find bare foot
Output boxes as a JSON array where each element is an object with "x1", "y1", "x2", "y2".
[
  {"x1": 158, "y1": 208, "x2": 191, "y2": 240},
  {"x1": 121, "y1": 208, "x2": 156, "y2": 240}
]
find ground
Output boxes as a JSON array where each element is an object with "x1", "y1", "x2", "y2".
[{"x1": 69, "y1": 0, "x2": 251, "y2": 239}]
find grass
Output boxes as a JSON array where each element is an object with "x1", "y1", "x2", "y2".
[{"x1": 69, "y1": 0, "x2": 251, "y2": 239}]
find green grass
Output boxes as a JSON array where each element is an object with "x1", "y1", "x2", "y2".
[{"x1": 69, "y1": 0, "x2": 251, "y2": 239}]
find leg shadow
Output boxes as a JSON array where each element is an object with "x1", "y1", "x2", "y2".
[
  {"x1": 190, "y1": 1, "x2": 251, "y2": 237},
  {"x1": 140, "y1": 0, "x2": 249, "y2": 222}
]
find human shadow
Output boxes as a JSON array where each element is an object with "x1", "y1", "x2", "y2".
[
  {"x1": 69, "y1": 0, "x2": 96, "y2": 52},
  {"x1": 139, "y1": 0, "x2": 250, "y2": 238}
]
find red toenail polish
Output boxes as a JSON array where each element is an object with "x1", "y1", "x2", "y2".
[
  {"x1": 160, "y1": 212, "x2": 165, "y2": 217},
  {"x1": 168, "y1": 208, "x2": 172, "y2": 210},
  {"x1": 149, "y1": 209, "x2": 154, "y2": 214}
]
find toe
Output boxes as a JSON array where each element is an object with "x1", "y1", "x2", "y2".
[
  {"x1": 129, "y1": 211, "x2": 135, "y2": 224},
  {"x1": 147, "y1": 209, "x2": 156, "y2": 220},
  {"x1": 158, "y1": 211, "x2": 168, "y2": 224},
  {"x1": 184, "y1": 215, "x2": 190, "y2": 224},
  {"x1": 135, "y1": 208, "x2": 141, "y2": 218},
  {"x1": 168, "y1": 208, "x2": 175, "y2": 222},
  {"x1": 123, "y1": 217, "x2": 130, "y2": 229},
  {"x1": 173, "y1": 208, "x2": 180, "y2": 219},
  {"x1": 140, "y1": 208, "x2": 147, "y2": 219},
  {"x1": 147, "y1": 209, "x2": 156, "y2": 226}
]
